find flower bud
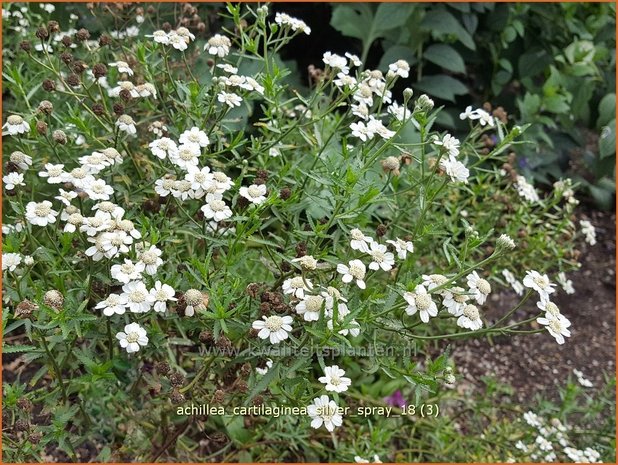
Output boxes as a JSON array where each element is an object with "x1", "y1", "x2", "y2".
[
  {"x1": 52, "y1": 129, "x2": 67, "y2": 145},
  {"x1": 38, "y1": 100, "x2": 53, "y2": 115},
  {"x1": 43, "y1": 289, "x2": 64, "y2": 310},
  {"x1": 415, "y1": 94, "x2": 434, "y2": 112},
  {"x1": 496, "y1": 234, "x2": 516, "y2": 251}
]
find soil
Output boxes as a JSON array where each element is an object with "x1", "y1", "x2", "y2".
[{"x1": 452, "y1": 208, "x2": 616, "y2": 403}]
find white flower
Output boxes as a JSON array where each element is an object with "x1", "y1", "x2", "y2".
[
  {"x1": 457, "y1": 304, "x2": 484, "y2": 330},
  {"x1": 176, "y1": 27, "x2": 195, "y2": 44},
  {"x1": 148, "y1": 30, "x2": 169, "y2": 44},
  {"x1": 536, "y1": 299, "x2": 563, "y2": 320},
  {"x1": 291, "y1": 255, "x2": 318, "y2": 271},
  {"x1": 38, "y1": 163, "x2": 65, "y2": 184},
  {"x1": 367, "y1": 242, "x2": 395, "y2": 271},
  {"x1": 573, "y1": 369, "x2": 593, "y2": 388},
  {"x1": 179, "y1": 127, "x2": 210, "y2": 148},
  {"x1": 388, "y1": 59, "x2": 410, "y2": 78},
  {"x1": 466, "y1": 271, "x2": 491, "y2": 305},
  {"x1": 460, "y1": 106, "x2": 482, "y2": 122},
  {"x1": 170, "y1": 143, "x2": 200, "y2": 170},
  {"x1": 149, "y1": 281, "x2": 177, "y2": 313},
  {"x1": 523, "y1": 411, "x2": 541, "y2": 428},
  {"x1": 537, "y1": 314, "x2": 571, "y2": 345},
  {"x1": 211, "y1": 171, "x2": 234, "y2": 193},
  {"x1": 217, "y1": 63, "x2": 238, "y2": 74},
  {"x1": 109, "y1": 61, "x2": 133, "y2": 75},
  {"x1": 116, "y1": 322, "x2": 148, "y2": 353},
  {"x1": 337, "y1": 259, "x2": 367, "y2": 289},
  {"x1": 387, "y1": 101, "x2": 407, "y2": 121},
  {"x1": 421, "y1": 274, "x2": 449, "y2": 295},
  {"x1": 282, "y1": 276, "x2": 313, "y2": 299},
  {"x1": 138, "y1": 245, "x2": 163, "y2": 275},
  {"x1": 579, "y1": 219, "x2": 597, "y2": 245},
  {"x1": 350, "y1": 121, "x2": 374, "y2": 141},
  {"x1": 252, "y1": 315, "x2": 293, "y2": 344},
  {"x1": 121, "y1": 281, "x2": 153, "y2": 313},
  {"x1": 274, "y1": 12, "x2": 311, "y2": 35},
  {"x1": 155, "y1": 177, "x2": 176, "y2": 197},
  {"x1": 404, "y1": 284, "x2": 438, "y2": 323},
  {"x1": 295, "y1": 294, "x2": 324, "y2": 322},
  {"x1": 184, "y1": 288, "x2": 206, "y2": 317},
  {"x1": 501, "y1": 269, "x2": 524, "y2": 295},
  {"x1": 185, "y1": 166, "x2": 214, "y2": 193},
  {"x1": 95, "y1": 293, "x2": 128, "y2": 316},
  {"x1": 116, "y1": 114, "x2": 136, "y2": 135},
  {"x1": 440, "y1": 156, "x2": 469, "y2": 183},
  {"x1": 476, "y1": 109, "x2": 495, "y2": 127},
  {"x1": 256, "y1": 359, "x2": 273, "y2": 375},
  {"x1": 217, "y1": 91, "x2": 242, "y2": 108},
  {"x1": 168, "y1": 31, "x2": 188, "y2": 51},
  {"x1": 99, "y1": 230, "x2": 132, "y2": 258},
  {"x1": 334, "y1": 72, "x2": 357, "y2": 88},
  {"x1": 239, "y1": 184, "x2": 267, "y2": 204},
  {"x1": 556, "y1": 272, "x2": 575, "y2": 295},
  {"x1": 354, "y1": 455, "x2": 382, "y2": 463},
  {"x1": 83, "y1": 178, "x2": 114, "y2": 201},
  {"x1": 515, "y1": 175, "x2": 540, "y2": 203},
  {"x1": 323, "y1": 52, "x2": 349, "y2": 74},
  {"x1": 200, "y1": 193, "x2": 232, "y2": 222},
  {"x1": 307, "y1": 395, "x2": 343, "y2": 432},
  {"x1": 62, "y1": 211, "x2": 83, "y2": 233},
  {"x1": 205, "y1": 34, "x2": 231, "y2": 57},
  {"x1": 2, "y1": 252, "x2": 22, "y2": 272},
  {"x1": 432, "y1": 133, "x2": 460, "y2": 157},
  {"x1": 25, "y1": 201, "x2": 58, "y2": 226},
  {"x1": 345, "y1": 52, "x2": 362, "y2": 67},
  {"x1": 111, "y1": 259, "x2": 145, "y2": 284},
  {"x1": 523, "y1": 270, "x2": 556, "y2": 300},
  {"x1": 9, "y1": 151, "x2": 32, "y2": 170},
  {"x1": 349, "y1": 228, "x2": 373, "y2": 253},
  {"x1": 3, "y1": 115, "x2": 29, "y2": 135},
  {"x1": 3, "y1": 172, "x2": 24, "y2": 190},
  {"x1": 386, "y1": 238, "x2": 414, "y2": 259},
  {"x1": 93, "y1": 201, "x2": 125, "y2": 219},
  {"x1": 149, "y1": 137, "x2": 178, "y2": 160},
  {"x1": 442, "y1": 287, "x2": 469, "y2": 316},
  {"x1": 319, "y1": 365, "x2": 352, "y2": 393},
  {"x1": 367, "y1": 116, "x2": 395, "y2": 139},
  {"x1": 80, "y1": 211, "x2": 112, "y2": 236}
]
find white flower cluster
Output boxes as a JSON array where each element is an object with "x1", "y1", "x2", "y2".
[
  {"x1": 579, "y1": 219, "x2": 597, "y2": 245},
  {"x1": 151, "y1": 126, "x2": 269, "y2": 230},
  {"x1": 521, "y1": 270, "x2": 572, "y2": 345},
  {"x1": 147, "y1": 27, "x2": 196, "y2": 51},
  {"x1": 515, "y1": 175, "x2": 540, "y2": 203},
  {"x1": 459, "y1": 105, "x2": 495, "y2": 127},
  {"x1": 517, "y1": 411, "x2": 602, "y2": 463},
  {"x1": 433, "y1": 133, "x2": 470, "y2": 183},
  {"x1": 274, "y1": 12, "x2": 312, "y2": 35},
  {"x1": 1, "y1": 252, "x2": 33, "y2": 272}
]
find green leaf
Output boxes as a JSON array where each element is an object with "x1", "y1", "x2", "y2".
[
  {"x1": 3, "y1": 344, "x2": 38, "y2": 354},
  {"x1": 421, "y1": 9, "x2": 476, "y2": 50},
  {"x1": 245, "y1": 361, "x2": 279, "y2": 405},
  {"x1": 599, "y1": 122, "x2": 616, "y2": 159},
  {"x1": 373, "y1": 3, "x2": 414, "y2": 30},
  {"x1": 414, "y1": 75, "x2": 468, "y2": 102},
  {"x1": 423, "y1": 44, "x2": 466, "y2": 74},
  {"x1": 330, "y1": 4, "x2": 374, "y2": 41},
  {"x1": 597, "y1": 93, "x2": 616, "y2": 128}
]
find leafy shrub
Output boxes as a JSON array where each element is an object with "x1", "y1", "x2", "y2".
[
  {"x1": 330, "y1": 2, "x2": 616, "y2": 208},
  {"x1": 1, "y1": 2, "x2": 608, "y2": 462}
]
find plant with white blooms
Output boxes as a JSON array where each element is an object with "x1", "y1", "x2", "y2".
[{"x1": 0, "y1": 3, "x2": 597, "y2": 462}]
